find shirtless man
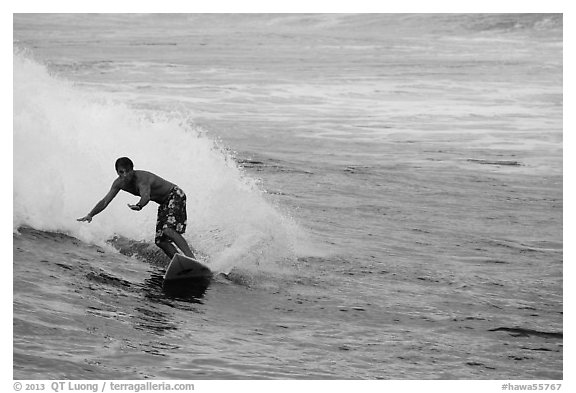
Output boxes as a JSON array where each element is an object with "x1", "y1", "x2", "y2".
[{"x1": 78, "y1": 157, "x2": 196, "y2": 260}]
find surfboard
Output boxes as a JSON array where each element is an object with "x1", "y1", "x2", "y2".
[{"x1": 164, "y1": 254, "x2": 212, "y2": 281}]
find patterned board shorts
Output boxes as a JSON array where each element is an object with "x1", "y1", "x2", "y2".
[{"x1": 155, "y1": 186, "x2": 187, "y2": 244}]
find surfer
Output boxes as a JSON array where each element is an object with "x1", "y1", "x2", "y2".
[{"x1": 77, "y1": 157, "x2": 196, "y2": 260}]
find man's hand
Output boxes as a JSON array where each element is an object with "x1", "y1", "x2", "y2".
[
  {"x1": 128, "y1": 204, "x2": 142, "y2": 211},
  {"x1": 77, "y1": 215, "x2": 93, "y2": 223}
]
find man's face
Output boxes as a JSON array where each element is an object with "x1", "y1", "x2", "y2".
[{"x1": 117, "y1": 166, "x2": 134, "y2": 182}]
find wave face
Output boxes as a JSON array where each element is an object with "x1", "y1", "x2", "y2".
[{"x1": 13, "y1": 51, "x2": 303, "y2": 273}]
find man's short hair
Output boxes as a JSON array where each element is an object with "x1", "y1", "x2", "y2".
[{"x1": 115, "y1": 157, "x2": 134, "y2": 171}]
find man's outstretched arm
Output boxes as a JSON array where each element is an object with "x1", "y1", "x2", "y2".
[{"x1": 77, "y1": 183, "x2": 121, "y2": 223}]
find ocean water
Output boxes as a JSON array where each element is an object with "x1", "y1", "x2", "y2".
[{"x1": 13, "y1": 14, "x2": 563, "y2": 379}]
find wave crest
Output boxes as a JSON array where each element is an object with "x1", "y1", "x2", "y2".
[{"x1": 13, "y1": 50, "x2": 304, "y2": 273}]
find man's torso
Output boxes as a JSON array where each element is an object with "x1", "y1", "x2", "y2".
[{"x1": 119, "y1": 170, "x2": 176, "y2": 204}]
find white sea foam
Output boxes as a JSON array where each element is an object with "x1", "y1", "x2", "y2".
[{"x1": 13, "y1": 51, "x2": 307, "y2": 273}]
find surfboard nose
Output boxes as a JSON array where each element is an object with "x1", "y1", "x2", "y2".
[{"x1": 164, "y1": 254, "x2": 212, "y2": 281}]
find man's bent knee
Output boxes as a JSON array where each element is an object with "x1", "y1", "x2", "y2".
[{"x1": 162, "y1": 227, "x2": 182, "y2": 238}]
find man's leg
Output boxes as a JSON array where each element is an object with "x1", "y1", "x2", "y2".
[
  {"x1": 162, "y1": 227, "x2": 196, "y2": 259},
  {"x1": 155, "y1": 236, "x2": 179, "y2": 259}
]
